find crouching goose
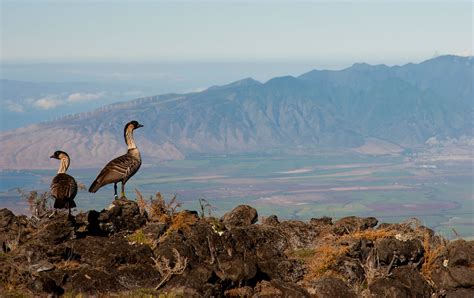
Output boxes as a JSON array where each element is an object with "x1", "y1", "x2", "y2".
[
  {"x1": 89, "y1": 120, "x2": 143, "y2": 199},
  {"x1": 50, "y1": 150, "x2": 78, "y2": 215}
]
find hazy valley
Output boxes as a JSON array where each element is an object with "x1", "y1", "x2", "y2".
[
  {"x1": 0, "y1": 55, "x2": 472, "y2": 169},
  {"x1": 1, "y1": 55, "x2": 472, "y2": 238}
]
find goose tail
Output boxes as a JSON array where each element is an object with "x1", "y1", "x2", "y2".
[{"x1": 88, "y1": 179, "x2": 101, "y2": 193}]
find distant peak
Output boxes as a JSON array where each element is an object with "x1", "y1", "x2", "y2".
[
  {"x1": 426, "y1": 54, "x2": 472, "y2": 62},
  {"x1": 265, "y1": 75, "x2": 298, "y2": 85},
  {"x1": 227, "y1": 77, "x2": 261, "y2": 88},
  {"x1": 207, "y1": 77, "x2": 261, "y2": 91}
]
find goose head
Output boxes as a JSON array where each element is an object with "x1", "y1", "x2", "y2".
[
  {"x1": 50, "y1": 150, "x2": 70, "y2": 160},
  {"x1": 125, "y1": 120, "x2": 144, "y2": 130},
  {"x1": 50, "y1": 150, "x2": 70, "y2": 173}
]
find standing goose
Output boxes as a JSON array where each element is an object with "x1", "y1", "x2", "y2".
[
  {"x1": 50, "y1": 151, "x2": 78, "y2": 215},
  {"x1": 89, "y1": 120, "x2": 143, "y2": 198}
]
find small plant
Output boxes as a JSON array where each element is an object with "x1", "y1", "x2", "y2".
[
  {"x1": 421, "y1": 232, "x2": 447, "y2": 283},
  {"x1": 135, "y1": 189, "x2": 181, "y2": 223},
  {"x1": 18, "y1": 189, "x2": 53, "y2": 219},
  {"x1": 127, "y1": 229, "x2": 157, "y2": 249},
  {"x1": 166, "y1": 212, "x2": 198, "y2": 236},
  {"x1": 306, "y1": 227, "x2": 397, "y2": 280},
  {"x1": 198, "y1": 198, "x2": 214, "y2": 218},
  {"x1": 152, "y1": 248, "x2": 188, "y2": 290},
  {"x1": 2, "y1": 229, "x2": 21, "y2": 253}
]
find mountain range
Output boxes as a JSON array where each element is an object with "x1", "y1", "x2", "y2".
[{"x1": 0, "y1": 55, "x2": 472, "y2": 169}]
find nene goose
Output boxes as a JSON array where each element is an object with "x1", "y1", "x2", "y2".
[
  {"x1": 89, "y1": 120, "x2": 143, "y2": 198},
  {"x1": 50, "y1": 150, "x2": 78, "y2": 215}
]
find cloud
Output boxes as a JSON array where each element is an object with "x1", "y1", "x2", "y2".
[
  {"x1": 33, "y1": 96, "x2": 63, "y2": 109},
  {"x1": 5, "y1": 100, "x2": 25, "y2": 113},
  {"x1": 456, "y1": 49, "x2": 473, "y2": 57},
  {"x1": 31, "y1": 91, "x2": 106, "y2": 110},
  {"x1": 67, "y1": 91, "x2": 106, "y2": 103}
]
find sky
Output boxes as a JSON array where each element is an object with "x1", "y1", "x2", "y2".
[
  {"x1": 0, "y1": 0, "x2": 472, "y2": 130},
  {"x1": 1, "y1": 0, "x2": 472, "y2": 64}
]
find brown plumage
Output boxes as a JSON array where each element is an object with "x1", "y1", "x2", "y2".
[
  {"x1": 50, "y1": 151, "x2": 78, "y2": 214},
  {"x1": 89, "y1": 120, "x2": 143, "y2": 198}
]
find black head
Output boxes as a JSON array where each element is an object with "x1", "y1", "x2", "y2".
[
  {"x1": 125, "y1": 120, "x2": 144, "y2": 130},
  {"x1": 50, "y1": 150, "x2": 69, "y2": 160}
]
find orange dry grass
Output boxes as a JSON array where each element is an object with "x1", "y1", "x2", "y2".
[
  {"x1": 135, "y1": 189, "x2": 181, "y2": 223},
  {"x1": 307, "y1": 244, "x2": 350, "y2": 279},
  {"x1": 56, "y1": 260, "x2": 82, "y2": 270},
  {"x1": 306, "y1": 227, "x2": 396, "y2": 280},
  {"x1": 421, "y1": 232, "x2": 446, "y2": 281},
  {"x1": 168, "y1": 212, "x2": 198, "y2": 234},
  {"x1": 341, "y1": 228, "x2": 397, "y2": 242}
]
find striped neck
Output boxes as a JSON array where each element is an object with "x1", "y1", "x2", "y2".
[
  {"x1": 125, "y1": 127, "x2": 137, "y2": 150},
  {"x1": 57, "y1": 157, "x2": 70, "y2": 174}
]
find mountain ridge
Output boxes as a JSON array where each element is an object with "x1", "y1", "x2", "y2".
[{"x1": 1, "y1": 55, "x2": 472, "y2": 169}]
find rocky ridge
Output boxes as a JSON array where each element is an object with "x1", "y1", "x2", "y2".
[{"x1": 1, "y1": 198, "x2": 473, "y2": 297}]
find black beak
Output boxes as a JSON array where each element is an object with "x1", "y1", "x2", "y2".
[
  {"x1": 50, "y1": 155, "x2": 55, "y2": 159},
  {"x1": 137, "y1": 124, "x2": 144, "y2": 128}
]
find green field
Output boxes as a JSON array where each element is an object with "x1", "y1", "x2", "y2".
[{"x1": 1, "y1": 151, "x2": 472, "y2": 239}]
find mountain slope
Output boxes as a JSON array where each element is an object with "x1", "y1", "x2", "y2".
[{"x1": 0, "y1": 55, "x2": 472, "y2": 169}]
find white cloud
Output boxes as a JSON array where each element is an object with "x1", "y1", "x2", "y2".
[
  {"x1": 67, "y1": 91, "x2": 106, "y2": 103},
  {"x1": 5, "y1": 100, "x2": 25, "y2": 113},
  {"x1": 30, "y1": 91, "x2": 106, "y2": 110},
  {"x1": 456, "y1": 49, "x2": 473, "y2": 57},
  {"x1": 33, "y1": 96, "x2": 63, "y2": 109}
]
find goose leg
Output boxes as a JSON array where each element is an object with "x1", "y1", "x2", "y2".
[
  {"x1": 114, "y1": 183, "x2": 118, "y2": 199},
  {"x1": 121, "y1": 182, "x2": 125, "y2": 198}
]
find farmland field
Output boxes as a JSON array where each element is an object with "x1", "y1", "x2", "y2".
[{"x1": 1, "y1": 151, "x2": 472, "y2": 239}]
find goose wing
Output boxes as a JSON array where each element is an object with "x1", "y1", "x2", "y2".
[
  {"x1": 89, "y1": 153, "x2": 141, "y2": 192},
  {"x1": 50, "y1": 173, "x2": 78, "y2": 200}
]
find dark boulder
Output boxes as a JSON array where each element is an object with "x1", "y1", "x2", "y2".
[
  {"x1": 262, "y1": 214, "x2": 279, "y2": 226},
  {"x1": 36, "y1": 213, "x2": 76, "y2": 245},
  {"x1": 0, "y1": 208, "x2": 33, "y2": 252},
  {"x1": 375, "y1": 237, "x2": 424, "y2": 265},
  {"x1": 76, "y1": 198, "x2": 147, "y2": 235},
  {"x1": 0, "y1": 208, "x2": 15, "y2": 228},
  {"x1": 278, "y1": 220, "x2": 320, "y2": 250},
  {"x1": 368, "y1": 277, "x2": 412, "y2": 297},
  {"x1": 368, "y1": 267, "x2": 433, "y2": 297},
  {"x1": 445, "y1": 288, "x2": 474, "y2": 298},
  {"x1": 310, "y1": 216, "x2": 333, "y2": 227},
  {"x1": 333, "y1": 216, "x2": 378, "y2": 235},
  {"x1": 32, "y1": 275, "x2": 64, "y2": 295},
  {"x1": 222, "y1": 205, "x2": 258, "y2": 229},
  {"x1": 253, "y1": 280, "x2": 310, "y2": 297},
  {"x1": 431, "y1": 240, "x2": 474, "y2": 290},
  {"x1": 306, "y1": 276, "x2": 356, "y2": 298}
]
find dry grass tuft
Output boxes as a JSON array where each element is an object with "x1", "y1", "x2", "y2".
[
  {"x1": 342, "y1": 228, "x2": 397, "y2": 242},
  {"x1": 152, "y1": 248, "x2": 188, "y2": 290},
  {"x1": 287, "y1": 248, "x2": 316, "y2": 261},
  {"x1": 18, "y1": 189, "x2": 53, "y2": 219},
  {"x1": 306, "y1": 227, "x2": 396, "y2": 280},
  {"x1": 421, "y1": 232, "x2": 447, "y2": 283},
  {"x1": 135, "y1": 190, "x2": 181, "y2": 223},
  {"x1": 307, "y1": 244, "x2": 350, "y2": 279},
  {"x1": 167, "y1": 212, "x2": 198, "y2": 235},
  {"x1": 127, "y1": 229, "x2": 158, "y2": 249},
  {"x1": 224, "y1": 286, "x2": 253, "y2": 297},
  {"x1": 56, "y1": 260, "x2": 82, "y2": 270}
]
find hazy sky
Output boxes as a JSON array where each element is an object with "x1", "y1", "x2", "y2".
[{"x1": 2, "y1": 0, "x2": 472, "y2": 64}]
